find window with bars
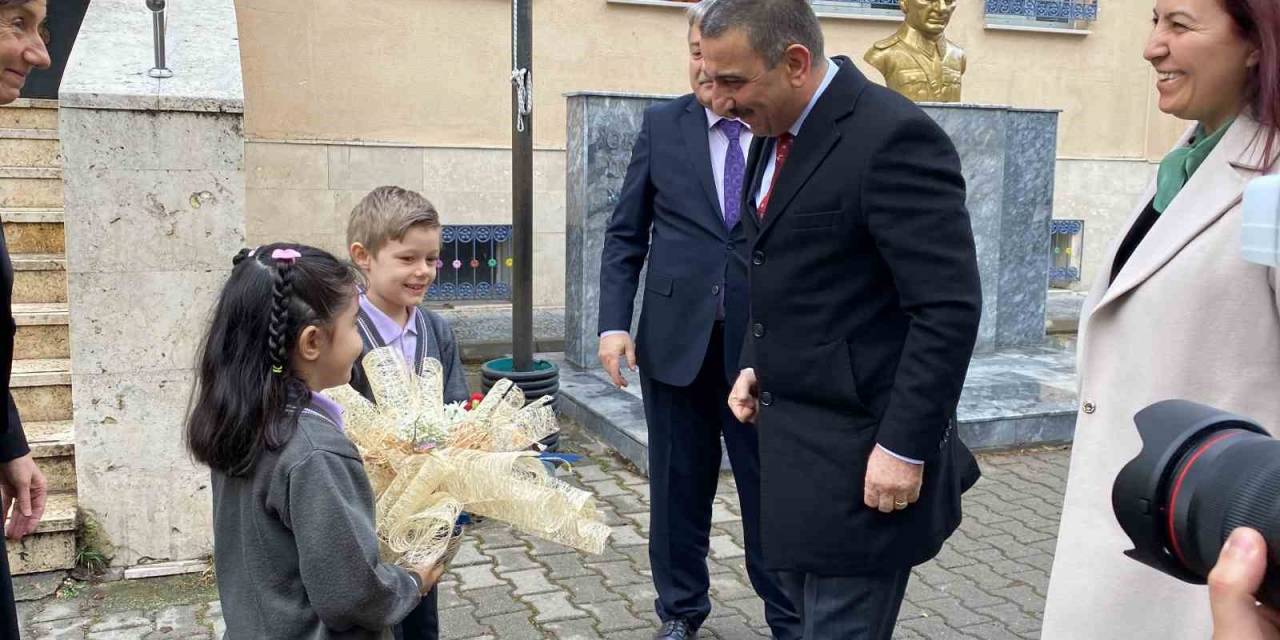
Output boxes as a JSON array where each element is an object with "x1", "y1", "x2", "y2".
[
  {"x1": 1049, "y1": 219, "x2": 1084, "y2": 288},
  {"x1": 985, "y1": 0, "x2": 1098, "y2": 31},
  {"x1": 808, "y1": 0, "x2": 903, "y2": 19},
  {"x1": 428, "y1": 225, "x2": 515, "y2": 302},
  {"x1": 611, "y1": 0, "x2": 905, "y2": 20}
]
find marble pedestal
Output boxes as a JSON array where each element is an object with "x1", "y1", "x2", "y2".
[
  {"x1": 564, "y1": 93, "x2": 1059, "y2": 364},
  {"x1": 555, "y1": 341, "x2": 1077, "y2": 474},
  {"x1": 561, "y1": 92, "x2": 1071, "y2": 465}
]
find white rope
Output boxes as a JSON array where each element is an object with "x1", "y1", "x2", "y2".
[
  {"x1": 512, "y1": 68, "x2": 532, "y2": 133},
  {"x1": 511, "y1": 0, "x2": 532, "y2": 133}
]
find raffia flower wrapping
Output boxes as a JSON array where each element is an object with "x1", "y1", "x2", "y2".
[{"x1": 325, "y1": 347, "x2": 611, "y2": 569}]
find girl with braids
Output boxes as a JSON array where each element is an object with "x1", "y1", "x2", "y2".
[{"x1": 186, "y1": 243, "x2": 443, "y2": 639}]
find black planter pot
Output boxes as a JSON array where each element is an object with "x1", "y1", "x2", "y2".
[
  {"x1": 480, "y1": 359, "x2": 560, "y2": 384},
  {"x1": 485, "y1": 378, "x2": 559, "y2": 398},
  {"x1": 480, "y1": 358, "x2": 558, "y2": 396}
]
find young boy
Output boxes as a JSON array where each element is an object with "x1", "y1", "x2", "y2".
[{"x1": 347, "y1": 185, "x2": 468, "y2": 640}]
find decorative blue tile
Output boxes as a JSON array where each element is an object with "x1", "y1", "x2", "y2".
[{"x1": 986, "y1": 0, "x2": 1097, "y2": 27}]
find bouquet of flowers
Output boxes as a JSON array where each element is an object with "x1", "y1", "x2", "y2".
[{"x1": 325, "y1": 347, "x2": 611, "y2": 570}]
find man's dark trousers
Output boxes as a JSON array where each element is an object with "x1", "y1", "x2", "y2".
[{"x1": 641, "y1": 322, "x2": 797, "y2": 638}]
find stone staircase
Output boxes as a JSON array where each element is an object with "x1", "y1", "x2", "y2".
[{"x1": 1, "y1": 98, "x2": 76, "y2": 575}]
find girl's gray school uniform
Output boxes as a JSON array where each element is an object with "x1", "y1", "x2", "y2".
[{"x1": 211, "y1": 404, "x2": 421, "y2": 639}]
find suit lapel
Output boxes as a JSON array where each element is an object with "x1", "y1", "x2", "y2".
[
  {"x1": 743, "y1": 136, "x2": 767, "y2": 234},
  {"x1": 755, "y1": 59, "x2": 862, "y2": 242},
  {"x1": 1093, "y1": 117, "x2": 1269, "y2": 313},
  {"x1": 680, "y1": 100, "x2": 728, "y2": 235}
]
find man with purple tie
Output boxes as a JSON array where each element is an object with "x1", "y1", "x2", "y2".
[{"x1": 596, "y1": 3, "x2": 799, "y2": 639}]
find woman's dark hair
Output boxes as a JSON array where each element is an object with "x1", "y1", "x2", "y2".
[
  {"x1": 1223, "y1": 0, "x2": 1280, "y2": 168},
  {"x1": 185, "y1": 243, "x2": 356, "y2": 475}
]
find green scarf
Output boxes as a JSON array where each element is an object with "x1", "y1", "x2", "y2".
[{"x1": 1154, "y1": 119, "x2": 1234, "y2": 213}]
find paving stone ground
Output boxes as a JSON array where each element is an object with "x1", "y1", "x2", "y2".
[{"x1": 16, "y1": 421, "x2": 1069, "y2": 639}]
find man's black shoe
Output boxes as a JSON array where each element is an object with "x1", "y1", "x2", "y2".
[{"x1": 653, "y1": 619, "x2": 696, "y2": 640}]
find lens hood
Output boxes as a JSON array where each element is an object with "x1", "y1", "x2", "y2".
[{"x1": 1113, "y1": 399, "x2": 1267, "y2": 583}]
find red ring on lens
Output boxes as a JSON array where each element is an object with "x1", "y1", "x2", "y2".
[{"x1": 1166, "y1": 431, "x2": 1243, "y2": 567}]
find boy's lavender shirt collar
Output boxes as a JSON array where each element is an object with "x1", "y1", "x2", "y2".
[
  {"x1": 308, "y1": 392, "x2": 346, "y2": 432},
  {"x1": 358, "y1": 293, "x2": 423, "y2": 366}
]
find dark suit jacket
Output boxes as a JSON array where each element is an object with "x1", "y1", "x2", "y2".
[
  {"x1": 0, "y1": 229, "x2": 27, "y2": 462},
  {"x1": 598, "y1": 93, "x2": 748, "y2": 386},
  {"x1": 741, "y1": 58, "x2": 982, "y2": 574}
]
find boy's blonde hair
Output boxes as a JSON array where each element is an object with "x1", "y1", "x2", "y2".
[{"x1": 346, "y1": 186, "x2": 441, "y2": 256}]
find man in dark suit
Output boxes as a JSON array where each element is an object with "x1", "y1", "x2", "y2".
[
  {"x1": 0, "y1": 1, "x2": 51, "y2": 635},
  {"x1": 700, "y1": 1, "x2": 983, "y2": 637},
  {"x1": 596, "y1": 3, "x2": 799, "y2": 639}
]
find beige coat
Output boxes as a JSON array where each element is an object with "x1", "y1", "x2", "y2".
[{"x1": 1042, "y1": 116, "x2": 1280, "y2": 639}]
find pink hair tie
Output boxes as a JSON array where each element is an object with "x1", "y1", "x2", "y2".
[{"x1": 271, "y1": 248, "x2": 301, "y2": 263}]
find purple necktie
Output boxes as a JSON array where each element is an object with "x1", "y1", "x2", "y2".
[{"x1": 719, "y1": 119, "x2": 746, "y2": 230}]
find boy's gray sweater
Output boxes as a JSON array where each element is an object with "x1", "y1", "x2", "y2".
[{"x1": 211, "y1": 405, "x2": 421, "y2": 638}]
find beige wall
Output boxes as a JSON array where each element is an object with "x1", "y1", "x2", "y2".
[
  {"x1": 245, "y1": 142, "x2": 567, "y2": 305},
  {"x1": 235, "y1": 0, "x2": 1200, "y2": 303},
  {"x1": 235, "y1": 0, "x2": 1186, "y2": 159}
]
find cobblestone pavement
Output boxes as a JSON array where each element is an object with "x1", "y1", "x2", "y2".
[{"x1": 16, "y1": 423, "x2": 1069, "y2": 639}]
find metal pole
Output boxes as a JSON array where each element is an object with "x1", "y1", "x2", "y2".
[
  {"x1": 511, "y1": 0, "x2": 534, "y2": 371},
  {"x1": 147, "y1": 0, "x2": 172, "y2": 78}
]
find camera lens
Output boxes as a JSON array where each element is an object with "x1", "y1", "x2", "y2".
[{"x1": 1113, "y1": 399, "x2": 1280, "y2": 606}]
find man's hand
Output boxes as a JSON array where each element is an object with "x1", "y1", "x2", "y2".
[
  {"x1": 864, "y1": 446, "x2": 923, "y2": 513},
  {"x1": 1210, "y1": 527, "x2": 1280, "y2": 639},
  {"x1": 728, "y1": 368, "x2": 759, "y2": 424},
  {"x1": 597, "y1": 333, "x2": 637, "y2": 388},
  {"x1": 0, "y1": 454, "x2": 46, "y2": 541}
]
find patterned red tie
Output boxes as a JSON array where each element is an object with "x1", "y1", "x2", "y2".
[{"x1": 758, "y1": 133, "x2": 794, "y2": 219}]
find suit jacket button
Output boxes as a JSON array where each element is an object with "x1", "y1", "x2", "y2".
[
  {"x1": 1083, "y1": 401, "x2": 1097, "y2": 414},
  {"x1": 760, "y1": 391, "x2": 773, "y2": 406},
  {"x1": 712, "y1": 284, "x2": 721, "y2": 296},
  {"x1": 752, "y1": 251, "x2": 765, "y2": 266},
  {"x1": 752, "y1": 323, "x2": 765, "y2": 338}
]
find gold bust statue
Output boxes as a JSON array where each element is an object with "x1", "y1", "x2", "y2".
[{"x1": 864, "y1": 0, "x2": 966, "y2": 103}]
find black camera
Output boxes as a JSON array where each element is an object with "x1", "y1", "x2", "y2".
[{"x1": 1113, "y1": 399, "x2": 1280, "y2": 607}]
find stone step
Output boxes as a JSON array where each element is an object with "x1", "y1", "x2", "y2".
[
  {"x1": 0, "y1": 167, "x2": 61, "y2": 209},
  {"x1": 0, "y1": 99, "x2": 58, "y2": 131},
  {"x1": 14, "y1": 302, "x2": 68, "y2": 360},
  {"x1": 11, "y1": 252, "x2": 66, "y2": 305},
  {"x1": 7, "y1": 491, "x2": 76, "y2": 575},
  {"x1": 3, "y1": 208, "x2": 65, "y2": 254},
  {"x1": 11, "y1": 358, "x2": 71, "y2": 423},
  {"x1": 1046, "y1": 289, "x2": 1087, "y2": 335},
  {"x1": 0, "y1": 129, "x2": 59, "y2": 168},
  {"x1": 25, "y1": 420, "x2": 74, "y2": 493}
]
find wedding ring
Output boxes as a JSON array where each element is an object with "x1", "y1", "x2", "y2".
[{"x1": 894, "y1": 499, "x2": 908, "y2": 509}]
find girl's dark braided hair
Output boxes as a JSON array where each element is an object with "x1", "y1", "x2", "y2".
[
  {"x1": 187, "y1": 244, "x2": 356, "y2": 475},
  {"x1": 267, "y1": 254, "x2": 296, "y2": 374}
]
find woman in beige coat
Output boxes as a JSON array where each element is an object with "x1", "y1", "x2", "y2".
[{"x1": 1042, "y1": 0, "x2": 1280, "y2": 637}]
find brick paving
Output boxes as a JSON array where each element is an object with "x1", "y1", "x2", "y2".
[{"x1": 16, "y1": 422, "x2": 1069, "y2": 639}]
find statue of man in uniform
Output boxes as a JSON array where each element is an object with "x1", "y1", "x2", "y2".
[{"x1": 865, "y1": 0, "x2": 966, "y2": 102}]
